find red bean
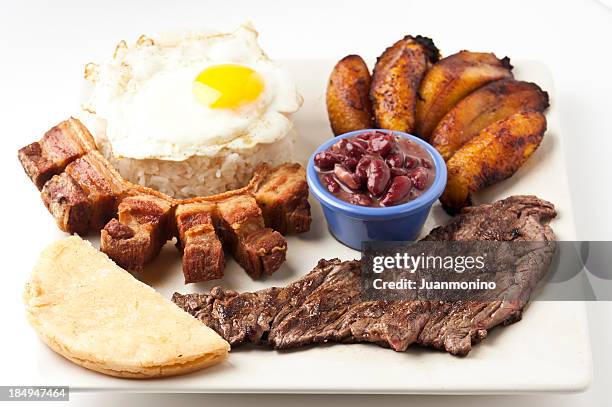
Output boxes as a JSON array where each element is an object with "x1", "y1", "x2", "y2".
[
  {"x1": 381, "y1": 176, "x2": 413, "y2": 206},
  {"x1": 332, "y1": 139, "x2": 365, "y2": 159},
  {"x1": 367, "y1": 133, "x2": 394, "y2": 157},
  {"x1": 334, "y1": 164, "x2": 361, "y2": 190},
  {"x1": 348, "y1": 193, "x2": 373, "y2": 206},
  {"x1": 346, "y1": 141, "x2": 366, "y2": 158},
  {"x1": 331, "y1": 139, "x2": 348, "y2": 154},
  {"x1": 390, "y1": 167, "x2": 408, "y2": 177},
  {"x1": 322, "y1": 173, "x2": 340, "y2": 193},
  {"x1": 409, "y1": 167, "x2": 429, "y2": 190},
  {"x1": 421, "y1": 158, "x2": 433, "y2": 169},
  {"x1": 386, "y1": 150, "x2": 405, "y2": 169},
  {"x1": 355, "y1": 156, "x2": 372, "y2": 182},
  {"x1": 314, "y1": 151, "x2": 342, "y2": 170},
  {"x1": 405, "y1": 155, "x2": 419, "y2": 169},
  {"x1": 351, "y1": 138, "x2": 369, "y2": 150},
  {"x1": 342, "y1": 156, "x2": 358, "y2": 171},
  {"x1": 366, "y1": 158, "x2": 391, "y2": 196}
]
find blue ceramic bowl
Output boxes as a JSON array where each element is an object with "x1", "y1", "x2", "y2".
[{"x1": 307, "y1": 129, "x2": 447, "y2": 250}]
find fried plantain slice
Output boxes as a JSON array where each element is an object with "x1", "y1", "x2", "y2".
[
  {"x1": 326, "y1": 55, "x2": 374, "y2": 135},
  {"x1": 370, "y1": 35, "x2": 440, "y2": 133},
  {"x1": 440, "y1": 110, "x2": 546, "y2": 214},
  {"x1": 431, "y1": 79, "x2": 549, "y2": 160},
  {"x1": 415, "y1": 51, "x2": 514, "y2": 141}
]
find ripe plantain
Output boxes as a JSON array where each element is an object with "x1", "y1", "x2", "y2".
[
  {"x1": 326, "y1": 55, "x2": 374, "y2": 135},
  {"x1": 440, "y1": 110, "x2": 546, "y2": 214},
  {"x1": 415, "y1": 51, "x2": 514, "y2": 141},
  {"x1": 431, "y1": 79, "x2": 549, "y2": 160},
  {"x1": 370, "y1": 35, "x2": 440, "y2": 133}
]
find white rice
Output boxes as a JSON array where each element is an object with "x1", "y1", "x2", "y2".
[{"x1": 84, "y1": 114, "x2": 295, "y2": 198}]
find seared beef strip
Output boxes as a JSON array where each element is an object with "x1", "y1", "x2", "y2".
[
  {"x1": 173, "y1": 196, "x2": 557, "y2": 356},
  {"x1": 18, "y1": 118, "x2": 311, "y2": 281}
]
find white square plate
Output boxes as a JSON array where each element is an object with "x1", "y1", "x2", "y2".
[{"x1": 7, "y1": 59, "x2": 592, "y2": 393}]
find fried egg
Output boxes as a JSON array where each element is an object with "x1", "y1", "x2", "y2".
[{"x1": 83, "y1": 23, "x2": 302, "y2": 161}]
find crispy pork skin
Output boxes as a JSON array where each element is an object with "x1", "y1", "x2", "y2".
[
  {"x1": 175, "y1": 203, "x2": 225, "y2": 283},
  {"x1": 174, "y1": 196, "x2": 556, "y2": 356}
]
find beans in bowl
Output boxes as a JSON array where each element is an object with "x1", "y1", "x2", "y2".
[{"x1": 314, "y1": 131, "x2": 435, "y2": 207}]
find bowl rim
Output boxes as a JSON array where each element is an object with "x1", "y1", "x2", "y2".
[{"x1": 306, "y1": 129, "x2": 447, "y2": 220}]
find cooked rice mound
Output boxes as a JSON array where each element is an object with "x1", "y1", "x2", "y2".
[{"x1": 83, "y1": 114, "x2": 295, "y2": 198}]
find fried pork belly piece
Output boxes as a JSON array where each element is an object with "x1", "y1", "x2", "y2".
[
  {"x1": 64, "y1": 154, "x2": 126, "y2": 230},
  {"x1": 18, "y1": 118, "x2": 96, "y2": 189},
  {"x1": 253, "y1": 163, "x2": 311, "y2": 234},
  {"x1": 175, "y1": 203, "x2": 225, "y2": 283},
  {"x1": 216, "y1": 195, "x2": 287, "y2": 279},
  {"x1": 41, "y1": 173, "x2": 92, "y2": 235},
  {"x1": 101, "y1": 195, "x2": 173, "y2": 272},
  {"x1": 40, "y1": 154, "x2": 125, "y2": 234}
]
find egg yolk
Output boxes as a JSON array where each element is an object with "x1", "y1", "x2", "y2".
[{"x1": 193, "y1": 64, "x2": 264, "y2": 109}]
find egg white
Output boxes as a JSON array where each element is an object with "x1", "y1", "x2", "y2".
[{"x1": 83, "y1": 23, "x2": 302, "y2": 161}]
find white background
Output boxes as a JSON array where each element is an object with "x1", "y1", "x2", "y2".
[{"x1": 1, "y1": 0, "x2": 611, "y2": 405}]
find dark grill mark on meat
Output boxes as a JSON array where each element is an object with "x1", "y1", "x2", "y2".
[{"x1": 173, "y1": 195, "x2": 557, "y2": 356}]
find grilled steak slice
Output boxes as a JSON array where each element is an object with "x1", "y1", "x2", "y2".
[
  {"x1": 175, "y1": 202, "x2": 225, "y2": 283},
  {"x1": 101, "y1": 195, "x2": 173, "y2": 272},
  {"x1": 424, "y1": 195, "x2": 556, "y2": 241},
  {"x1": 216, "y1": 195, "x2": 287, "y2": 279},
  {"x1": 18, "y1": 118, "x2": 96, "y2": 189},
  {"x1": 173, "y1": 195, "x2": 557, "y2": 356},
  {"x1": 253, "y1": 163, "x2": 311, "y2": 234}
]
